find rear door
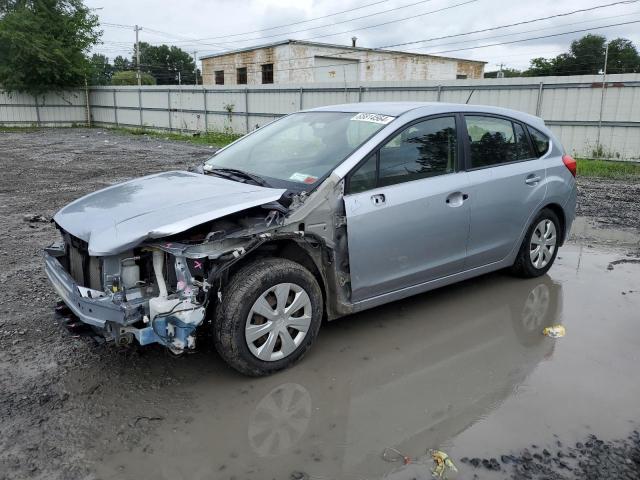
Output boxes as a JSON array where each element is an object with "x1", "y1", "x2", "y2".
[
  {"x1": 343, "y1": 115, "x2": 470, "y2": 302},
  {"x1": 462, "y1": 114, "x2": 547, "y2": 269}
]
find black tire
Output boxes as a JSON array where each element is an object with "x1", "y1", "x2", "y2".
[
  {"x1": 510, "y1": 208, "x2": 561, "y2": 278},
  {"x1": 213, "y1": 258, "x2": 323, "y2": 376}
]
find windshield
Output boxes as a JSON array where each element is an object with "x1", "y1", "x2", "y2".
[{"x1": 204, "y1": 111, "x2": 393, "y2": 188}]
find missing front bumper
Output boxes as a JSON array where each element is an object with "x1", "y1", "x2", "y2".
[{"x1": 44, "y1": 247, "x2": 205, "y2": 352}]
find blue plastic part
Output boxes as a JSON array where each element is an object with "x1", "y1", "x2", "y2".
[{"x1": 132, "y1": 315, "x2": 197, "y2": 349}]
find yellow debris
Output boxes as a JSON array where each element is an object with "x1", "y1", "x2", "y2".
[
  {"x1": 429, "y1": 449, "x2": 458, "y2": 479},
  {"x1": 543, "y1": 324, "x2": 566, "y2": 338}
]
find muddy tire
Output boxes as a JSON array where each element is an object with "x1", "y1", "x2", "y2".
[
  {"x1": 213, "y1": 258, "x2": 323, "y2": 376},
  {"x1": 511, "y1": 208, "x2": 560, "y2": 278}
]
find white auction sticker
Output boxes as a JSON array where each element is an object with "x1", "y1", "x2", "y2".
[{"x1": 351, "y1": 112, "x2": 395, "y2": 125}]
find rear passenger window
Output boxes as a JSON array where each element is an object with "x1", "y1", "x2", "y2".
[
  {"x1": 377, "y1": 116, "x2": 457, "y2": 187},
  {"x1": 513, "y1": 123, "x2": 536, "y2": 160},
  {"x1": 528, "y1": 126, "x2": 550, "y2": 157},
  {"x1": 466, "y1": 115, "x2": 525, "y2": 168}
]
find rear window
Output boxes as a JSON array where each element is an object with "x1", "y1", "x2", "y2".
[{"x1": 528, "y1": 126, "x2": 550, "y2": 157}]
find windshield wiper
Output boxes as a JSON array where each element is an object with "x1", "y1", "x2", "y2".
[{"x1": 205, "y1": 167, "x2": 270, "y2": 187}]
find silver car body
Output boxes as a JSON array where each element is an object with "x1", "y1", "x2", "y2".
[{"x1": 44, "y1": 102, "x2": 577, "y2": 353}]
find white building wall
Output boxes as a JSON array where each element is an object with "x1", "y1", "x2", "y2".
[{"x1": 202, "y1": 43, "x2": 484, "y2": 85}]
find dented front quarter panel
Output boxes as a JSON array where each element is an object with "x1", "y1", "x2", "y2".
[{"x1": 53, "y1": 170, "x2": 286, "y2": 256}]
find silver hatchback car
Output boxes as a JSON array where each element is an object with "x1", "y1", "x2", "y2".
[{"x1": 44, "y1": 102, "x2": 577, "y2": 375}]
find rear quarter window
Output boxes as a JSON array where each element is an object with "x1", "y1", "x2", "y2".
[{"x1": 527, "y1": 126, "x2": 550, "y2": 157}]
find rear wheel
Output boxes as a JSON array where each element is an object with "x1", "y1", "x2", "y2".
[
  {"x1": 511, "y1": 208, "x2": 560, "y2": 278},
  {"x1": 213, "y1": 258, "x2": 323, "y2": 376}
]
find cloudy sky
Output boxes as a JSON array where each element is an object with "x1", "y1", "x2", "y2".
[{"x1": 86, "y1": 0, "x2": 640, "y2": 72}]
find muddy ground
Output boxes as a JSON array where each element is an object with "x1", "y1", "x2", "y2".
[{"x1": 0, "y1": 128, "x2": 639, "y2": 480}]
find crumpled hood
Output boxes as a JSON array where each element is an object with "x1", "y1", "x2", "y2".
[{"x1": 54, "y1": 170, "x2": 286, "y2": 256}]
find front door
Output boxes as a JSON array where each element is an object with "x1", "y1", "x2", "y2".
[
  {"x1": 462, "y1": 115, "x2": 547, "y2": 268},
  {"x1": 343, "y1": 115, "x2": 471, "y2": 303}
]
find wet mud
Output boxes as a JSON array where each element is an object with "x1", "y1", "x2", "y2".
[{"x1": 1, "y1": 129, "x2": 639, "y2": 480}]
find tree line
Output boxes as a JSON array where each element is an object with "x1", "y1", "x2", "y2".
[
  {"x1": 485, "y1": 34, "x2": 640, "y2": 78},
  {"x1": 2, "y1": 1, "x2": 640, "y2": 96},
  {"x1": 0, "y1": 0, "x2": 199, "y2": 95},
  {"x1": 89, "y1": 43, "x2": 201, "y2": 86}
]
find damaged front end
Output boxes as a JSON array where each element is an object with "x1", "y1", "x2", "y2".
[
  {"x1": 44, "y1": 232, "x2": 208, "y2": 353},
  {"x1": 43, "y1": 203, "x2": 313, "y2": 354}
]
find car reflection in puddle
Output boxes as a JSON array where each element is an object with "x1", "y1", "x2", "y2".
[{"x1": 104, "y1": 273, "x2": 562, "y2": 480}]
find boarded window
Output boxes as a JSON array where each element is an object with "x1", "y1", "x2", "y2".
[
  {"x1": 262, "y1": 63, "x2": 274, "y2": 84},
  {"x1": 214, "y1": 70, "x2": 224, "y2": 85},
  {"x1": 237, "y1": 67, "x2": 247, "y2": 85}
]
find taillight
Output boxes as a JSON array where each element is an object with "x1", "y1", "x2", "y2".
[{"x1": 562, "y1": 154, "x2": 577, "y2": 177}]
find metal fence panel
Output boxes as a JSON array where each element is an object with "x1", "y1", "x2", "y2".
[{"x1": 2, "y1": 74, "x2": 639, "y2": 160}]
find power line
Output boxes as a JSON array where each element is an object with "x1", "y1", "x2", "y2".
[
  {"x1": 199, "y1": 19, "x2": 640, "y2": 76},
  {"x1": 155, "y1": 0, "x2": 459, "y2": 46},
  {"x1": 407, "y1": 11, "x2": 640, "y2": 53},
  {"x1": 196, "y1": 0, "x2": 391, "y2": 40},
  {"x1": 424, "y1": 19, "x2": 640, "y2": 55},
  {"x1": 161, "y1": 10, "x2": 639, "y2": 73},
  {"x1": 378, "y1": 0, "x2": 640, "y2": 49},
  {"x1": 94, "y1": 6, "x2": 640, "y2": 79}
]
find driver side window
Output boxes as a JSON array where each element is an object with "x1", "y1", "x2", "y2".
[{"x1": 348, "y1": 116, "x2": 458, "y2": 193}]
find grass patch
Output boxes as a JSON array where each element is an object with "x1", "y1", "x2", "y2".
[
  {"x1": 576, "y1": 158, "x2": 640, "y2": 178},
  {"x1": 111, "y1": 127, "x2": 242, "y2": 148},
  {"x1": 0, "y1": 125, "x2": 41, "y2": 132}
]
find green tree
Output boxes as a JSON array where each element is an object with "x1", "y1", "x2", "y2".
[
  {"x1": 88, "y1": 53, "x2": 112, "y2": 85},
  {"x1": 0, "y1": 0, "x2": 101, "y2": 95},
  {"x1": 111, "y1": 70, "x2": 155, "y2": 86},
  {"x1": 112, "y1": 54, "x2": 131, "y2": 72},
  {"x1": 524, "y1": 34, "x2": 640, "y2": 76},
  {"x1": 137, "y1": 42, "x2": 197, "y2": 85}
]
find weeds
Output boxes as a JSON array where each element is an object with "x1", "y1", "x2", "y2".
[
  {"x1": 576, "y1": 158, "x2": 640, "y2": 178},
  {"x1": 111, "y1": 127, "x2": 242, "y2": 147}
]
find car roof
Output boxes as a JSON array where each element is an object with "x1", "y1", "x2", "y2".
[{"x1": 307, "y1": 102, "x2": 546, "y2": 129}]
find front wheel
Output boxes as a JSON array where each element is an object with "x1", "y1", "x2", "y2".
[
  {"x1": 213, "y1": 258, "x2": 323, "y2": 376},
  {"x1": 511, "y1": 208, "x2": 561, "y2": 278}
]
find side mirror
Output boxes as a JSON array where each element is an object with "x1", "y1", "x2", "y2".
[{"x1": 189, "y1": 164, "x2": 205, "y2": 174}]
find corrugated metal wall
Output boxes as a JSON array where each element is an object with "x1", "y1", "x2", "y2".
[{"x1": 1, "y1": 73, "x2": 639, "y2": 160}]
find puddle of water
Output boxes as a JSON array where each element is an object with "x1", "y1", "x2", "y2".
[
  {"x1": 95, "y1": 244, "x2": 640, "y2": 480},
  {"x1": 569, "y1": 216, "x2": 640, "y2": 248}
]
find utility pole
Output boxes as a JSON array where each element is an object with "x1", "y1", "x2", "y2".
[
  {"x1": 497, "y1": 63, "x2": 505, "y2": 78},
  {"x1": 193, "y1": 51, "x2": 198, "y2": 85},
  {"x1": 596, "y1": 42, "x2": 610, "y2": 158},
  {"x1": 134, "y1": 24, "x2": 142, "y2": 86}
]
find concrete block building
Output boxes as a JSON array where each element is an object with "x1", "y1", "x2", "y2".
[{"x1": 200, "y1": 39, "x2": 485, "y2": 86}]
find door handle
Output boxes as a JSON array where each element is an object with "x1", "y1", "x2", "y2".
[
  {"x1": 446, "y1": 192, "x2": 468, "y2": 207},
  {"x1": 525, "y1": 175, "x2": 542, "y2": 185},
  {"x1": 371, "y1": 193, "x2": 386, "y2": 206}
]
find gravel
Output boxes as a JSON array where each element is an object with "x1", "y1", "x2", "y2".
[
  {"x1": 461, "y1": 430, "x2": 640, "y2": 480},
  {"x1": 576, "y1": 176, "x2": 640, "y2": 231}
]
